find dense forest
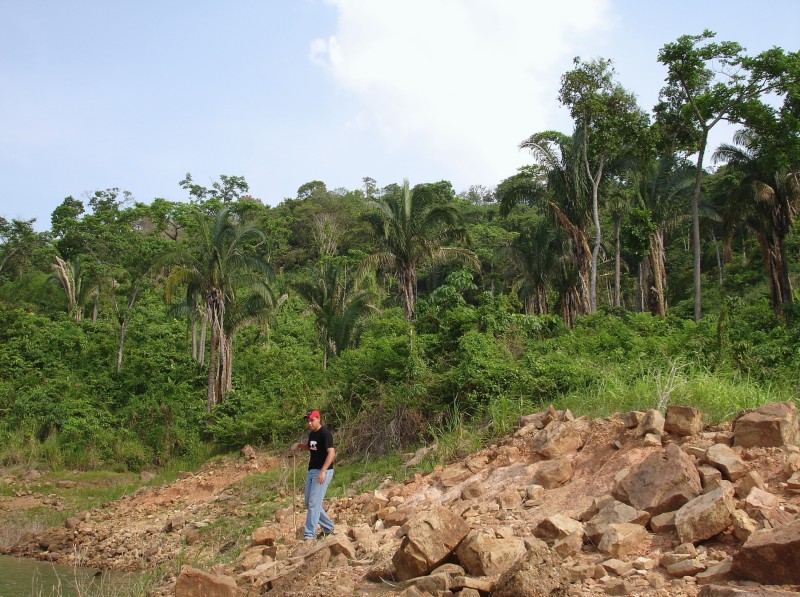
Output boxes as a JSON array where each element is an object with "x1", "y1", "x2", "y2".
[{"x1": 1, "y1": 32, "x2": 798, "y2": 472}]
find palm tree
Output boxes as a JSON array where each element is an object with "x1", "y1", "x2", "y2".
[
  {"x1": 629, "y1": 156, "x2": 694, "y2": 315},
  {"x1": 495, "y1": 218, "x2": 561, "y2": 315},
  {"x1": 498, "y1": 132, "x2": 592, "y2": 323},
  {"x1": 713, "y1": 130, "x2": 800, "y2": 316},
  {"x1": 362, "y1": 179, "x2": 478, "y2": 320},
  {"x1": 294, "y1": 260, "x2": 375, "y2": 369},
  {"x1": 163, "y1": 207, "x2": 276, "y2": 411},
  {"x1": 48, "y1": 255, "x2": 98, "y2": 322}
]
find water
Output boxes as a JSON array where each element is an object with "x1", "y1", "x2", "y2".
[{"x1": 0, "y1": 555, "x2": 132, "y2": 597}]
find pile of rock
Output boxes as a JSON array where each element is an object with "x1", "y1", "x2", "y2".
[{"x1": 176, "y1": 400, "x2": 800, "y2": 596}]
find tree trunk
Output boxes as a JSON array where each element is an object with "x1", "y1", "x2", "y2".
[
  {"x1": 550, "y1": 203, "x2": 592, "y2": 317},
  {"x1": 613, "y1": 213, "x2": 622, "y2": 308},
  {"x1": 691, "y1": 135, "x2": 707, "y2": 322},
  {"x1": 116, "y1": 319, "x2": 127, "y2": 374},
  {"x1": 648, "y1": 229, "x2": 667, "y2": 317},
  {"x1": 191, "y1": 316, "x2": 198, "y2": 361},
  {"x1": 398, "y1": 267, "x2": 417, "y2": 320}
]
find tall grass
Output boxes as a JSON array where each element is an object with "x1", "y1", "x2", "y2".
[{"x1": 557, "y1": 360, "x2": 794, "y2": 423}]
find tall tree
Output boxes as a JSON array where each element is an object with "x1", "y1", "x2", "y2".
[
  {"x1": 293, "y1": 259, "x2": 375, "y2": 369},
  {"x1": 0, "y1": 218, "x2": 53, "y2": 282},
  {"x1": 713, "y1": 129, "x2": 800, "y2": 316},
  {"x1": 499, "y1": 133, "x2": 593, "y2": 323},
  {"x1": 362, "y1": 179, "x2": 478, "y2": 320},
  {"x1": 656, "y1": 30, "x2": 792, "y2": 321},
  {"x1": 628, "y1": 156, "x2": 694, "y2": 315},
  {"x1": 495, "y1": 217, "x2": 561, "y2": 315},
  {"x1": 163, "y1": 207, "x2": 276, "y2": 411},
  {"x1": 559, "y1": 57, "x2": 650, "y2": 312}
]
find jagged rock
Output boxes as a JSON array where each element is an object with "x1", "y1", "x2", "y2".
[
  {"x1": 494, "y1": 445, "x2": 521, "y2": 466},
  {"x1": 455, "y1": 530, "x2": 526, "y2": 576},
  {"x1": 496, "y1": 489, "x2": 523, "y2": 510},
  {"x1": 362, "y1": 490, "x2": 389, "y2": 514},
  {"x1": 461, "y1": 480, "x2": 484, "y2": 500},
  {"x1": 392, "y1": 506, "x2": 470, "y2": 581},
  {"x1": 328, "y1": 534, "x2": 357, "y2": 559},
  {"x1": 175, "y1": 565, "x2": 238, "y2": 597},
  {"x1": 695, "y1": 558, "x2": 734, "y2": 585},
  {"x1": 698, "y1": 464, "x2": 723, "y2": 491},
  {"x1": 250, "y1": 526, "x2": 276, "y2": 546},
  {"x1": 665, "y1": 557, "x2": 706, "y2": 577},
  {"x1": 240, "y1": 444, "x2": 256, "y2": 459},
  {"x1": 784, "y1": 452, "x2": 800, "y2": 475},
  {"x1": 584, "y1": 499, "x2": 649, "y2": 544},
  {"x1": 734, "y1": 401, "x2": 799, "y2": 448},
  {"x1": 532, "y1": 456, "x2": 574, "y2": 489},
  {"x1": 665, "y1": 405, "x2": 704, "y2": 436},
  {"x1": 531, "y1": 420, "x2": 586, "y2": 459},
  {"x1": 491, "y1": 539, "x2": 570, "y2": 597},
  {"x1": 743, "y1": 487, "x2": 781, "y2": 524},
  {"x1": 623, "y1": 411, "x2": 644, "y2": 429},
  {"x1": 706, "y1": 443, "x2": 750, "y2": 481},
  {"x1": 674, "y1": 483, "x2": 735, "y2": 544},
  {"x1": 597, "y1": 522, "x2": 649, "y2": 558},
  {"x1": 599, "y1": 558, "x2": 631, "y2": 576},
  {"x1": 533, "y1": 513, "x2": 583, "y2": 543},
  {"x1": 163, "y1": 515, "x2": 186, "y2": 533},
  {"x1": 464, "y1": 452, "x2": 490, "y2": 473},
  {"x1": 643, "y1": 433, "x2": 662, "y2": 446},
  {"x1": 439, "y1": 465, "x2": 473, "y2": 488},
  {"x1": 636, "y1": 409, "x2": 665, "y2": 437},
  {"x1": 613, "y1": 443, "x2": 701, "y2": 515},
  {"x1": 732, "y1": 509, "x2": 759, "y2": 542},
  {"x1": 731, "y1": 518, "x2": 800, "y2": 584},
  {"x1": 735, "y1": 470, "x2": 767, "y2": 499},
  {"x1": 552, "y1": 530, "x2": 583, "y2": 556},
  {"x1": 400, "y1": 572, "x2": 451, "y2": 593},
  {"x1": 525, "y1": 484, "x2": 545, "y2": 500}
]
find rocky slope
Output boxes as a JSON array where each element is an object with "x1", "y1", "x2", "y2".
[{"x1": 4, "y1": 402, "x2": 800, "y2": 597}]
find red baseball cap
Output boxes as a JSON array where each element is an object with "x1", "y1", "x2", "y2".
[{"x1": 304, "y1": 409, "x2": 320, "y2": 420}]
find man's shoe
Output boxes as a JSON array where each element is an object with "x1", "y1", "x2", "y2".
[{"x1": 316, "y1": 529, "x2": 333, "y2": 540}]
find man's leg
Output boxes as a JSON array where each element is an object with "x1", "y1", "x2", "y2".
[
  {"x1": 317, "y1": 470, "x2": 335, "y2": 535},
  {"x1": 303, "y1": 469, "x2": 333, "y2": 539}
]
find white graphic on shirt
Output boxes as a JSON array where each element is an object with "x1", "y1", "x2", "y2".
[{"x1": 309, "y1": 440, "x2": 318, "y2": 451}]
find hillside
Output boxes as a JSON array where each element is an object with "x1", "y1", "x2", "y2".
[{"x1": 3, "y1": 401, "x2": 800, "y2": 597}]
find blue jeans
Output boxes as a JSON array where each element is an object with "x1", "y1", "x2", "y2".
[{"x1": 303, "y1": 469, "x2": 334, "y2": 539}]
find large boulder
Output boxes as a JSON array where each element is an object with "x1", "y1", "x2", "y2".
[
  {"x1": 392, "y1": 506, "x2": 470, "y2": 581},
  {"x1": 731, "y1": 518, "x2": 800, "y2": 584},
  {"x1": 674, "y1": 483, "x2": 736, "y2": 544},
  {"x1": 734, "y1": 401, "x2": 798, "y2": 448},
  {"x1": 705, "y1": 444, "x2": 750, "y2": 481},
  {"x1": 491, "y1": 539, "x2": 570, "y2": 597},
  {"x1": 175, "y1": 566, "x2": 239, "y2": 597},
  {"x1": 665, "y1": 405, "x2": 704, "y2": 437},
  {"x1": 584, "y1": 499, "x2": 649, "y2": 544},
  {"x1": 454, "y1": 530, "x2": 526, "y2": 576},
  {"x1": 612, "y1": 443, "x2": 702, "y2": 515},
  {"x1": 531, "y1": 420, "x2": 587, "y2": 459}
]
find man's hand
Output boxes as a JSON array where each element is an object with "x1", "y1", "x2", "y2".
[{"x1": 317, "y1": 471, "x2": 326, "y2": 484}]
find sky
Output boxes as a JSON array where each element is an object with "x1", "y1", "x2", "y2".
[{"x1": 1, "y1": 0, "x2": 798, "y2": 230}]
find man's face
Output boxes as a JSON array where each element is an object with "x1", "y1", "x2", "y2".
[{"x1": 306, "y1": 416, "x2": 321, "y2": 431}]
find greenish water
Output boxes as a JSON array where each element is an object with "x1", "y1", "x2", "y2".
[{"x1": 0, "y1": 555, "x2": 131, "y2": 597}]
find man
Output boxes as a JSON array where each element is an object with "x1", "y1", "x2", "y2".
[{"x1": 291, "y1": 409, "x2": 335, "y2": 543}]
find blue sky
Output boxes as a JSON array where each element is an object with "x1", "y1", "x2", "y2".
[{"x1": 2, "y1": 0, "x2": 798, "y2": 230}]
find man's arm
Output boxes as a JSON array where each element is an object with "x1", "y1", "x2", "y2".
[{"x1": 290, "y1": 441, "x2": 309, "y2": 454}]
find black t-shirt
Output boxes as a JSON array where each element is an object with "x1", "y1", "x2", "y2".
[{"x1": 307, "y1": 426, "x2": 334, "y2": 471}]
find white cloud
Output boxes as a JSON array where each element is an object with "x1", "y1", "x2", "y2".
[{"x1": 310, "y1": 0, "x2": 612, "y2": 188}]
